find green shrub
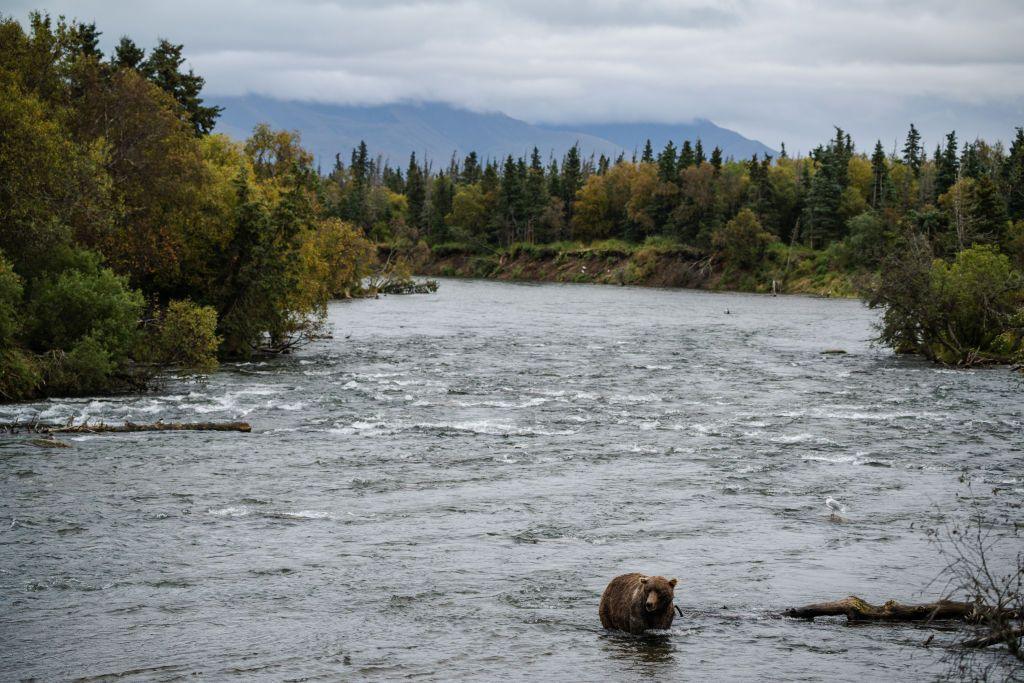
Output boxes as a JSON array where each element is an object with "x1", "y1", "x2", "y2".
[
  {"x1": 151, "y1": 300, "x2": 220, "y2": 372},
  {"x1": 0, "y1": 348, "x2": 41, "y2": 401}
]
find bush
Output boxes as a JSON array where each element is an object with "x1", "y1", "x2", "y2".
[
  {"x1": 0, "y1": 348, "x2": 41, "y2": 402},
  {"x1": 26, "y1": 253, "x2": 144, "y2": 392},
  {"x1": 151, "y1": 300, "x2": 220, "y2": 372},
  {"x1": 0, "y1": 252, "x2": 24, "y2": 346},
  {"x1": 712, "y1": 209, "x2": 774, "y2": 270},
  {"x1": 866, "y1": 239, "x2": 1023, "y2": 364}
]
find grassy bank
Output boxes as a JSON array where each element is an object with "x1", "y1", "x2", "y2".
[{"x1": 414, "y1": 238, "x2": 860, "y2": 297}]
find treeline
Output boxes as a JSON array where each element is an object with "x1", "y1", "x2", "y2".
[
  {"x1": 328, "y1": 125, "x2": 1024, "y2": 366},
  {"x1": 0, "y1": 13, "x2": 377, "y2": 400}
]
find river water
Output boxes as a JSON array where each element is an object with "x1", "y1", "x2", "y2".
[{"x1": 2, "y1": 279, "x2": 1022, "y2": 681}]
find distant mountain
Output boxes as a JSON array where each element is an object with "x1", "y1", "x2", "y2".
[
  {"x1": 559, "y1": 121, "x2": 777, "y2": 161},
  {"x1": 212, "y1": 95, "x2": 775, "y2": 168}
]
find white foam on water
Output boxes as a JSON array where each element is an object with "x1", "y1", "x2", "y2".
[
  {"x1": 279, "y1": 510, "x2": 332, "y2": 520},
  {"x1": 208, "y1": 506, "x2": 250, "y2": 517}
]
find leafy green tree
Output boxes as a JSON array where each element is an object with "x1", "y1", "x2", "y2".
[
  {"x1": 867, "y1": 240, "x2": 1021, "y2": 364},
  {"x1": 712, "y1": 208, "x2": 774, "y2": 270}
]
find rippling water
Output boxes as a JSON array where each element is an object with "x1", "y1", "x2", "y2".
[{"x1": 2, "y1": 279, "x2": 1022, "y2": 680}]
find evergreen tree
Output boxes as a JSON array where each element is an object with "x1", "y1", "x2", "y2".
[
  {"x1": 461, "y1": 151, "x2": 481, "y2": 185},
  {"x1": 1004, "y1": 127, "x2": 1024, "y2": 221},
  {"x1": 695, "y1": 139, "x2": 706, "y2": 166},
  {"x1": 902, "y1": 123, "x2": 923, "y2": 176},
  {"x1": 112, "y1": 36, "x2": 145, "y2": 70},
  {"x1": 960, "y1": 141, "x2": 982, "y2": 180},
  {"x1": 969, "y1": 175, "x2": 1008, "y2": 243},
  {"x1": 561, "y1": 145, "x2": 582, "y2": 223},
  {"x1": 525, "y1": 147, "x2": 549, "y2": 239},
  {"x1": 935, "y1": 131, "x2": 960, "y2": 197},
  {"x1": 142, "y1": 39, "x2": 221, "y2": 135},
  {"x1": 641, "y1": 139, "x2": 654, "y2": 163},
  {"x1": 870, "y1": 140, "x2": 890, "y2": 209},
  {"x1": 405, "y1": 152, "x2": 426, "y2": 233},
  {"x1": 547, "y1": 158, "x2": 561, "y2": 199},
  {"x1": 679, "y1": 140, "x2": 695, "y2": 169},
  {"x1": 428, "y1": 172, "x2": 455, "y2": 242},
  {"x1": 72, "y1": 21, "x2": 103, "y2": 59},
  {"x1": 779, "y1": 142, "x2": 788, "y2": 160},
  {"x1": 710, "y1": 146, "x2": 723, "y2": 173},
  {"x1": 804, "y1": 143, "x2": 844, "y2": 245},
  {"x1": 657, "y1": 140, "x2": 677, "y2": 182}
]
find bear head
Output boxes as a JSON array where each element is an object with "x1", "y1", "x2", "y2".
[{"x1": 638, "y1": 575, "x2": 678, "y2": 613}]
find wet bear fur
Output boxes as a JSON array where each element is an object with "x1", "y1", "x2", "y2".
[{"x1": 599, "y1": 573, "x2": 678, "y2": 634}]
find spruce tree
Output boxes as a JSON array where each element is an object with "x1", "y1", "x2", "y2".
[
  {"x1": 561, "y1": 145, "x2": 582, "y2": 223},
  {"x1": 679, "y1": 140, "x2": 695, "y2": 169},
  {"x1": 902, "y1": 123, "x2": 923, "y2": 176},
  {"x1": 935, "y1": 131, "x2": 959, "y2": 197},
  {"x1": 870, "y1": 140, "x2": 890, "y2": 209},
  {"x1": 461, "y1": 151, "x2": 481, "y2": 185},
  {"x1": 112, "y1": 37, "x2": 145, "y2": 70},
  {"x1": 405, "y1": 152, "x2": 426, "y2": 233},
  {"x1": 142, "y1": 39, "x2": 221, "y2": 135},
  {"x1": 657, "y1": 141, "x2": 677, "y2": 182},
  {"x1": 710, "y1": 146, "x2": 723, "y2": 173},
  {"x1": 695, "y1": 139, "x2": 706, "y2": 166},
  {"x1": 1004, "y1": 127, "x2": 1024, "y2": 221},
  {"x1": 641, "y1": 139, "x2": 654, "y2": 164}
]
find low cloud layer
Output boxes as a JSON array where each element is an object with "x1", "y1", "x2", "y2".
[{"x1": 10, "y1": 0, "x2": 1024, "y2": 151}]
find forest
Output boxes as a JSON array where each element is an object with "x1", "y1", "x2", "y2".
[
  {"x1": 1, "y1": 12, "x2": 1022, "y2": 402},
  {"x1": 328, "y1": 123, "x2": 1024, "y2": 369},
  {"x1": 0, "y1": 14, "x2": 377, "y2": 401}
]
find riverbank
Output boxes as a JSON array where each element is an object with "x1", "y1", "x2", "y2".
[{"x1": 411, "y1": 240, "x2": 861, "y2": 297}]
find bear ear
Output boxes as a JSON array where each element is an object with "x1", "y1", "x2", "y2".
[
  {"x1": 669, "y1": 578, "x2": 678, "y2": 588},
  {"x1": 639, "y1": 576, "x2": 648, "y2": 584}
]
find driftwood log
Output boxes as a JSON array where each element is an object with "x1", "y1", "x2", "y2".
[
  {"x1": 2, "y1": 421, "x2": 251, "y2": 434},
  {"x1": 785, "y1": 595, "x2": 1018, "y2": 623}
]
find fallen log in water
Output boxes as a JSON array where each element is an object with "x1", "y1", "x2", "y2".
[
  {"x1": 784, "y1": 595, "x2": 1019, "y2": 623},
  {"x1": 2, "y1": 421, "x2": 251, "y2": 434}
]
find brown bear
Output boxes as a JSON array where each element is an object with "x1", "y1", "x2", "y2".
[{"x1": 599, "y1": 573, "x2": 678, "y2": 634}]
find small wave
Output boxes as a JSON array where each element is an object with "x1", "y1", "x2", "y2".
[{"x1": 412, "y1": 421, "x2": 575, "y2": 437}]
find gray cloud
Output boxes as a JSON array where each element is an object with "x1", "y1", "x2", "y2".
[{"x1": 8, "y1": 0, "x2": 1024, "y2": 150}]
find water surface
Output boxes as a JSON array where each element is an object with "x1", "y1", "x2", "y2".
[{"x1": 2, "y1": 279, "x2": 1022, "y2": 680}]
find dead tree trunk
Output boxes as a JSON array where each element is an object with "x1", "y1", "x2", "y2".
[
  {"x1": 2, "y1": 421, "x2": 251, "y2": 434},
  {"x1": 785, "y1": 595, "x2": 1018, "y2": 623}
]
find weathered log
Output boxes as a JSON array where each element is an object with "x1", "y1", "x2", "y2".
[
  {"x1": 2, "y1": 421, "x2": 251, "y2": 434},
  {"x1": 784, "y1": 595, "x2": 1013, "y2": 623}
]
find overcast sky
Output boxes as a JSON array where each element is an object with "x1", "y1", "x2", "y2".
[{"x1": 10, "y1": 0, "x2": 1024, "y2": 152}]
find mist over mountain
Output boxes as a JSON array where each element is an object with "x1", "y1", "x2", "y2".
[{"x1": 212, "y1": 95, "x2": 776, "y2": 167}]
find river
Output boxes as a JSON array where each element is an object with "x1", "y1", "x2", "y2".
[{"x1": 2, "y1": 278, "x2": 1022, "y2": 680}]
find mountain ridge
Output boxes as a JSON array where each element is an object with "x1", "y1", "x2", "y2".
[{"x1": 212, "y1": 95, "x2": 777, "y2": 168}]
